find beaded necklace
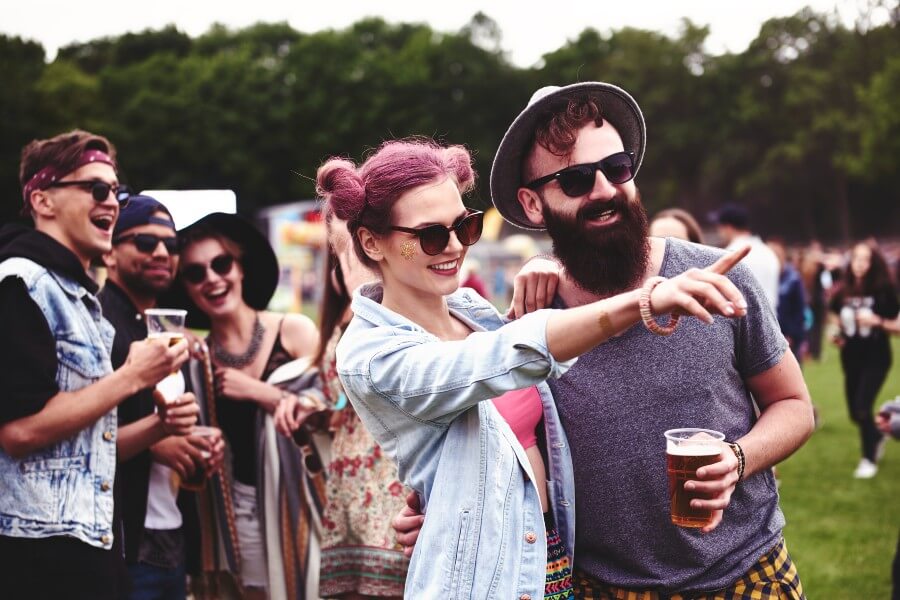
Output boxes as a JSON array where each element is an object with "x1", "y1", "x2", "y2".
[{"x1": 211, "y1": 312, "x2": 266, "y2": 368}]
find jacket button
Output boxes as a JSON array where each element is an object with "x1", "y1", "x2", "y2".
[
  {"x1": 100, "y1": 481, "x2": 111, "y2": 492},
  {"x1": 524, "y1": 531, "x2": 537, "y2": 544},
  {"x1": 519, "y1": 595, "x2": 532, "y2": 600},
  {"x1": 102, "y1": 431, "x2": 113, "y2": 442},
  {"x1": 100, "y1": 534, "x2": 111, "y2": 545}
]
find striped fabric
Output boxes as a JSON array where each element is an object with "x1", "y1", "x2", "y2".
[
  {"x1": 318, "y1": 545, "x2": 410, "y2": 595},
  {"x1": 574, "y1": 538, "x2": 805, "y2": 600},
  {"x1": 545, "y1": 518, "x2": 575, "y2": 599},
  {"x1": 190, "y1": 352, "x2": 329, "y2": 599}
]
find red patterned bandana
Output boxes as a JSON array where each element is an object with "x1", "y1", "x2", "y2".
[{"x1": 22, "y1": 149, "x2": 117, "y2": 205}]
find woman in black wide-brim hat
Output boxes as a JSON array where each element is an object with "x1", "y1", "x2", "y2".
[{"x1": 172, "y1": 212, "x2": 328, "y2": 599}]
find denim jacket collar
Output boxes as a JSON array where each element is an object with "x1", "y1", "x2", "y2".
[{"x1": 353, "y1": 282, "x2": 503, "y2": 332}]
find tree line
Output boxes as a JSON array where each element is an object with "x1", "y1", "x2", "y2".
[{"x1": 1, "y1": 7, "x2": 897, "y2": 242}]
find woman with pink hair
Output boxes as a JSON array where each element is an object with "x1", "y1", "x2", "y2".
[{"x1": 304, "y1": 138, "x2": 747, "y2": 598}]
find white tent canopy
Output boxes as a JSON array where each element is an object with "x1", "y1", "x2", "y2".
[{"x1": 140, "y1": 189, "x2": 236, "y2": 230}]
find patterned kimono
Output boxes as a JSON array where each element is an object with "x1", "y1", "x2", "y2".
[{"x1": 319, "y1": 326, "x2": 410, "y2": 597}]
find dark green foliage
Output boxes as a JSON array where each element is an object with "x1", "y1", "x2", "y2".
[{"x1": 1, "y1": 9, "x2": 897, "y2": 241}]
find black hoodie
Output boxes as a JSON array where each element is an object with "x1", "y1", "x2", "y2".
[
  {"x1": 0, "y1": 223, "x2": 99, "y2": 293},
  {"x1": 0, "y1": 223, "x2": 99, "y2": 424},
  {"x1": 0, "y1": 224, "x2": 130, "y2": 594}
]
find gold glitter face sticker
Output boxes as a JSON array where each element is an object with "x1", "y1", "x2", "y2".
[{"x1": 400, "y1": 240, "x2": 417, "y2": 260}]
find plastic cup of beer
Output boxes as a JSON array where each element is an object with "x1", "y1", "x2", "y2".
[
  {"x1": 145, "y1": 308, "x2": 187, "y2": 376},
  {"x1": 145, "y1": 308, "x2": 187, "y2": 346},
  {"x1": 664, "y1": 428, "x2": 725, "y2": 528},
  {"x1": 180, "y1": 425, "x2": 221, "y2": 491}
]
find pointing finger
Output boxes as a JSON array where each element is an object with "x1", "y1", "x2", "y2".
[{"x1": 706, "y1": 245, "x2": 750, "y2": 275}]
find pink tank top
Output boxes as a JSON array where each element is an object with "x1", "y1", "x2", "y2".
[{"x1": 492, "y1": 386, "x2": 543, "y2": 449}]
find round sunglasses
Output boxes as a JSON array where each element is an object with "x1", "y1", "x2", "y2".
[
  {"x1": 113, "y1": 233, "x2": 178, "y2": 254},
  {"x1": 46, "y1": 179, "x2": 131, "y2": 206},
  {"x1": 180, "y1": 254, "x2": 236, "y2": 284},
  {"x1": 390, "y1": 210, "x2": 484, "y2": 256},
  {"x1": 525, "y1": 151, "x2": 636, "y2": 197}
]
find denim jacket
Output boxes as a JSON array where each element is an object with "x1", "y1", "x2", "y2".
[
  {"x1": 337, "y1": 283, "x2": 577, "y2": 599},
  {"x1": 0, "y1": 257, "x2": 117, "y2": 549}
]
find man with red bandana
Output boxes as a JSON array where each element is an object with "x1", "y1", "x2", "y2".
[{"x1": 0, "y1": 130, "x2": 188, "y2": 599}]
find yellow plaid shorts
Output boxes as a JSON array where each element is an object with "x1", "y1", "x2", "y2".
[{"x1": 573, "y1": 538, "x2": 805, "y2": 600}]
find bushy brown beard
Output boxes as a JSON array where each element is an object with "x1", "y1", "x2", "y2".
[{"x1": 542, "y1": 189, "x2": 650, "y2": 297}]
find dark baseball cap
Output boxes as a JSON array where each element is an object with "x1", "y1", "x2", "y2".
[
  {"x1": 708, "y1": 204, "x2": 750, "y2": 230},
  {"x1": 113, "y1": 194, "x2": 175, "y2": 237}
]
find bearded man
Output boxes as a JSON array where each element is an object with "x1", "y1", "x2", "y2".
[{"x1": 489, "y1": 82, "x2": 814, "y2": 599}]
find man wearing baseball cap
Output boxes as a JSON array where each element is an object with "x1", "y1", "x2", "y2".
[
  {"x1": 100, "y1": 195, "x2": 220, "y2": 599},
  {"x1": 487, "y1": 83, "x2": 813, "y2": 598},
  {"x1": 709, "y1": 203, "x2": 780, "y2": 312},
  {"x1": 0, "y1": 131, "x2": 189, "y2": 598}
]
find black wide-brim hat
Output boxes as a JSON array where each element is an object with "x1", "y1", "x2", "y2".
[
  {"x1": 159, "y1": 212, "x2": 279, "y2": 330},
  {"x1": 490, "y1": 82, "x2": 646, "y2": 231}
]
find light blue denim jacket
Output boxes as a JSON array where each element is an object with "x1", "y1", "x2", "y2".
[
  {"x1": 0, "y1": 257, "x2": 117, "y2": 549},
  {"x1": 337, "y1": 283, "x2": 577, "y2": 599}
]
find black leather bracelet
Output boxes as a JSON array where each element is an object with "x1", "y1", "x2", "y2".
[{"x1": 727, "y1": 441, "x2": 746, "y2": 481}]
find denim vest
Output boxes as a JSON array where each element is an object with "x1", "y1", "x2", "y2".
[
  {"x1": 337, "y1": 284, "x2": 577, "y2": 599},
  {"x1": 0, "y1": 257, "x2": 117, "y2": 549}
]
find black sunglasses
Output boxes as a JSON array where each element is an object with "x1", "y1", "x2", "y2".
[
  {"x1": 525, "y1": 151, "x2": 636, "y2": 197},
  {"x1": 180, "y1": 254, "x2": 236, "y2": 285},
  {"x1": 291, "y1": 426, "x2": 325, "y2": 474},
  {"x1": 46, "y1": 179, "x2": 131, "y2": 206},
  {"x1": 390, "y1": 211, "x2": 484, "y2": 256},
  {"x1": 113, "y1": 233, "x2": 178, "y2": 254}
]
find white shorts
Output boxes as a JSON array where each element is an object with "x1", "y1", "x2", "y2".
[{"x1": 232, "y1": 480, "x2": 267, "y2": 590}]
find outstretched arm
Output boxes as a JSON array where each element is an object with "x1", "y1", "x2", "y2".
[
  {"x1": 544, "y1": 246, "x2": 750, "y2": 361},
  {"x1": 349, "y1": 247, "x2": 751, "y2": 427}
]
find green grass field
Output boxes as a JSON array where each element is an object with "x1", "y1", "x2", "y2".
[{"x1": 778, "y1": 338, "x2": 899, "y2": 598}]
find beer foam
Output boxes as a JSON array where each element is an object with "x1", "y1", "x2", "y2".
[{"x1": 666, "y1": 442, "x2": 722, "y2": 456}]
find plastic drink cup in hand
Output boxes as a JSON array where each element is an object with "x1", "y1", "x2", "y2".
[
  {"x1": 145, "y1": 308, "x2": 187, "y2": 375},
  {"x1": 857, "y1": 301, "x2": 874, "y2": 338},
  {"x1": 192, "y1": 426, "x2": 220, "y2": 459},
  {"x1": 145, "y1": 308, "x2": 187, "y2": 345},
  {"x1": 180, "y1": 426, "x2": 221, "y2": 490},
  {"x1": 664, "y1": 428, "x2": 725, "y2": 528}
]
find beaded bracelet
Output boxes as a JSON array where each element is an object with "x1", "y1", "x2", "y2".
[
  {"x1": 638, "y1": 276, "x2": 680, "y2": 336},
  {"x1": 727, "y1": 441, "x2": 746, "y2": 481}
]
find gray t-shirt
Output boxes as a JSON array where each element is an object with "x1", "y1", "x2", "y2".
[{"x1": 549, "y1": 238, "x2": 788, "y2": 594}]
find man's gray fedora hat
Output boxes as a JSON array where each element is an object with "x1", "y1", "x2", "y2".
[{"x1": 490, "y1": 82, "x2": 646, "y2": 230}]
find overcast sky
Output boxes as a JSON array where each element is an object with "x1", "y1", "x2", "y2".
[{"x1": 2, "y1": 0, "x2": 885, "y2": 67}]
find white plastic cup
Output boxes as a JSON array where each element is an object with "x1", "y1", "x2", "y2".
[{"x1": 144, "y1": 308, "x2": 187, "y2": 346}]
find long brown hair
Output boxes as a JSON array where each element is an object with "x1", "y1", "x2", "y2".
[
  {"x1": 834, "y1": 242, "x2": 896, "y2": 303},
  {"x1": 651, "y1": 208, "x2": 704, "y2": 244},
  {"x1": 311, "y1": 207, "x2": 352, "y2": 369}
]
